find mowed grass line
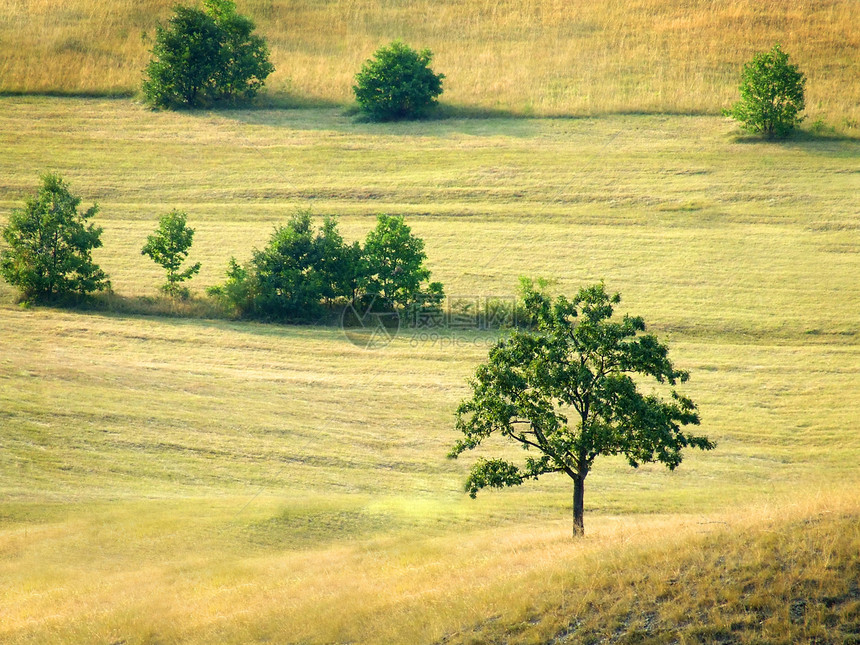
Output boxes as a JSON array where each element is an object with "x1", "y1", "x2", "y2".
[
  {"x1": 1, "y1": 0, "x2": 859, "y2": 123},
  {"x1": 3, "y1": 305, "x2": 858, "y2": 503},
  {"x1": 0, "y1": 97, "x2": 858, "y2": 642},
  {"x1": 1, "y1": 98, "x2": 857, "y2": 337}
]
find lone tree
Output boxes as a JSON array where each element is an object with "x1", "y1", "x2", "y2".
[
  {"x1": 449, "y1": 281, "x2": 715, "y2": 536},
  {"x1": 0, "y1": 174, "x2": 109, "y2": 302},
  {"x1": 141, "y1": 210, "x2": 201, "y2": 298},
  {"x1": 353, "y1": 41, "x2": 444, "y2": 121},
  {"x1": 724, "y1": 43, "x2": 806, "y2": 137},
  {"x1": 142, "y1": 0, "x2": 274, "y2": 109}
]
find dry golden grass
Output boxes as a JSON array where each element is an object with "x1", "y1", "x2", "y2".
[
  {"x1": 1, "y1": 489, "x2": 856, "y2": 643},
  {"x1": 1, "y1": 0, "x2": 858, "y2": 121},
  {"x1": 447, "y1": 492, "x2": 860, "y2": 644}
]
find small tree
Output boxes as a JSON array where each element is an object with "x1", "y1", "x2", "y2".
[
  {"x1": 141, "y1": 210, "x2": 201, "y2": 298},
  {"x1": 142, "y1": 0, "x2": 274, "y2": 109},
  {"x1": 209, "y1": 211, "x2": 359, "y2": 321},
  {"x1": 724, "y1": 43, "x2": 806, "y2": 137},
  {"x1": 362, "y1": 214, "x2": 443, "y2": 310},
  {"x1": 353, "y1": 41, "x2": 445, "y2": 121},
  {"x1": 449, "y1": 281, "x2": 715, "y2": 537},
  {"x1": 1, "y1": 174, "x2": 109, "y2": 302}
]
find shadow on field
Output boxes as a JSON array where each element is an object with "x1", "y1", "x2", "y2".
[
  {"x1": 731, "y1": 129, "x2": 860, "y2": 156},
  {"x1": 8, "y1": 293, "x2": 357, "y2": 344},
  {"x1": 201, "y1": 93, "x2": 541, "y2": 138}
]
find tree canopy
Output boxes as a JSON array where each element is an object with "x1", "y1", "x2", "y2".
[
  {"x1": 724, "y1": 43, "x2": 806, "y2": 137},
  {"x1": 449, "y1": 281, "x2": 715, "y2": 536},
  {"x1": 361, "y1": 214, "x2": 443, "y2": 310},
  {"x1": 353, "y1": 41, "x2": 445, "y2": 121},
  {"x1": 0, "y1": 174, "x2": 109, "y2": 302},
  {"x1": 142, "y1": 0, "x2": 274, "y2": 109}
]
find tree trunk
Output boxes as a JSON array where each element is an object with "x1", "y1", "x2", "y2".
[{"x1": 573, "y1": 474, "x2": 585, "y2": 537}]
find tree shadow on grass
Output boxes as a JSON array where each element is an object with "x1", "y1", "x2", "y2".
[
  {"x1": 727, "y1": 128, "x2": 860, "y2": 160},
  {"x1": 730, "y1": 127, "x2": 860, "y2": 146},
  {"x1": 196, "y1": 91, "x2": 541, "y2": 138},
  {"x1": 11, "y1": 291, "x2": 355, "y2": 343}
]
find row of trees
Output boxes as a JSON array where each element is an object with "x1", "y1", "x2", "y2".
[
  {"x1": 0, "y1": 175, "x2": 442, "y2": 320},
  {"x1": 143, "y1": 2, "x2": 804, "y2": 134}
]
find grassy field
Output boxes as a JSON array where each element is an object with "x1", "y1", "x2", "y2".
[
  {"x1": 1, "y1": 0, "x2": 859, "y2": 123},
  {"x1": 1, "y1": 96, "x2": 859, "y2": 642}
]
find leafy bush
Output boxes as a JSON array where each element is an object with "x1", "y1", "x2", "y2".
[
  {"x1": 209, "y1": 211, "x2": 359, "y2": 321},
  {"x1": 724, "y1": 43, "x2": 806, "y2": 137},
  {"x1": 353, "y1": 41, "x2": 444, "y2": 121},
  {"x1": 361, "y1": 214, "x2": 443, "y2": 310},
  {"x1": 209, "y1": 212, "x2": 443, "y2": 322},
  {"x1": 0, "y1": 174, "x2": 110, "y2": 302},
  {"x1": 208, "y1": 257, "x2": 256, "y2": 316},
  {"x1": 142, "y1": 0, "x2": 274, "y2": 109},
  {"x1": 141, "y1": 210, "x2": 201, "y2": 298}
]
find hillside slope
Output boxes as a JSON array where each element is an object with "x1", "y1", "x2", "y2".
[
  {"x1": 1, "y1": 0, "x2": 858, "y2": 121},
  {"x1": 445, "y1": 504, "x2": 860, "y2": 645}
]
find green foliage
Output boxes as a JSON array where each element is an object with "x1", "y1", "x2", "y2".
[
  {"x1": 207, "y1": 257, "x2": 256, "y2": 316},
  {"x1": 353, "y1": 41, "x2": 444, "y2": 121},
  {"x1": 0, "y1": 173, "x2": 110, "y2": 302},
  {"x1": 449, "y1": 280, "x2": 715, "y2": 535},
  {"x1": 209, "y1": 211, "x2": 361, "y2": 321},
  {"x1": 724, "y1": 43, "x2": 806, "y2": 137},
  {"x1": 251, "y1": 211, "x2": 340, "y2": 320},
  {"x1": 141, "y1": 210, "x2": 201, "y2": 298},
  {"x1": 209, "y1": 212, "x2": 443, "y2": 321},
  {"x1": 361, "y1": 214, "x2": 443, "y2": 310},
  {"x1": 142, "y1": 0, "x2": 274, "y2": 109}
]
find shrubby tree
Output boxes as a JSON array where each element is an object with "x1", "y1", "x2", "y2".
[
  {"x1": 141, "y1": 210, "x2": 201, "y2": 298},
  {"x1": 205, "y1": 0, "x2": 274, "y2": 100},
  {"x1": 724, "y1": 43, "x2": 806, "y2": 137},
  {"x1": 316, "y1": 216, "x2": 363, "y2": 306},
  {"x1": 209, "y1": 211, "x2": 443, "y2": 321},
  {"x1": 362, "y1": 214, "x2": 443, "y2": 310},
  {"x1": 0, "y1": 174, "x2": 109, "y2": 302},
  {"x1": 210, "y1": 256, "x2": 256, "y2": 316},
  {"x1": 209, "y1": 211, "x2": 358, "y2": 321},
  {"x1": 449, "y1": 281, "x2": 715, "y2": 537},
  {"x1": 353, "y1": 41, "x2": 444, "y2": 121},
  {"x1": 251, "y1": 211, "x2": 336, "y2": 320},
  {"x1": 142, "y1": 0, "x2": 274, "y2": 109}
]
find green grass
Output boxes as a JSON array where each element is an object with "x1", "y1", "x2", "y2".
[{"x1": 1, "y1": 96, "x2": 859, "y2": 643}]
